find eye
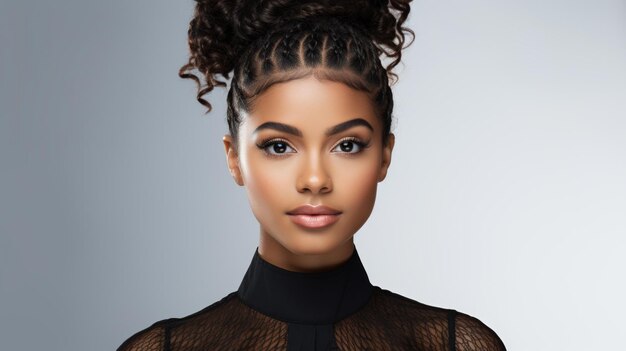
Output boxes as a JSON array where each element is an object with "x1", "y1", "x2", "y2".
[
  {"x1": 256, "y1": 138, "x2": 296, "y2": 157},
  {"x1": 332, "y1": 137, "x2": 369, "y2": 154}
]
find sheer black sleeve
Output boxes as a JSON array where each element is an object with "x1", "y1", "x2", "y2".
[
  {"x1": 452, "y1": 310, "x2": 507, "y2": 351},
  {"x1": 116, "y1": 321, "x2": 167, "y2": 351}
]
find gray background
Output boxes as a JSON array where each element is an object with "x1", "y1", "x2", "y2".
[{"x1": 1, "y1": 0, "x2": 625, "y2": 350}]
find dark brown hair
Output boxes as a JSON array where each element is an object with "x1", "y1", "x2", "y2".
[{"x1": 179, "y1": 0, "x2": 415, "y2": 152}]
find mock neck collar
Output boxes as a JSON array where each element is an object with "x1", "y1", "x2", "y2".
[{"x1": 236, "y1": 245, "x2": 374, "y2": 325}]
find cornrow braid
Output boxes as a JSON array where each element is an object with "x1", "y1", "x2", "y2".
[
  {"x1": 303, "y1": 24, "x2": 323, "y2": 66},
  {"x1": 326, "y1": 26, "x2": 347, "y2": 68},
  {"x1": 277, "y1": 22, "x2": 303, "y2": 69},
  {"x1": 259, "y1": 32, "x2": 277, "y2": 75}
]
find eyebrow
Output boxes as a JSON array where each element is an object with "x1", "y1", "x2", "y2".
[{"x1": 252, "y1": 118, "x2": 374, "y2": 137}]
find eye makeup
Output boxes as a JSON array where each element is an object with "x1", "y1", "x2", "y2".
[{"x1": 255, "y1": 136, "x2": 371, "y2": 159}]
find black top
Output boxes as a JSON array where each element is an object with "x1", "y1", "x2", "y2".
[{"x1": 117, "y1": 245, "x2": 507, "y2": 351}]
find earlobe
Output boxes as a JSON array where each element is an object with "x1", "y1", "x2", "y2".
[
  {"x1": 378, "y1": 133, "x2": 395, "y2": 182},
  {"x1": 223, "y1": 134, "x2": 244, "y2": 186}
]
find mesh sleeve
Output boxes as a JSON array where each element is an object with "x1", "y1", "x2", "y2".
[
  {"x1": 116, "y1": 322, "x2": 167, "y2": 351},
  {"x1": 454, "y1": 311, "x2": 507, "y2": 351}
]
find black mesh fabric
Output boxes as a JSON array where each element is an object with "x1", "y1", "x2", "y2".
[{"x1": 117, "y1": 246, "x2": 506, "y2": 351}]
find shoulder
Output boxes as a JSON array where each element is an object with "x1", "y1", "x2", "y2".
[
  {"x1": 370, "y1": 287, "x2": 506, "y2": 351},
  {"x1": 452, "y1": 310, "x2": 507, "y2": 351},
  {"x1": 371, "y1": 286, "x2": 453, "y2": 322},
  {"x1": 367, "y1": 286, "x2": 455, "y2": 349},
  {"x1": 115, "y1": 319, "x2": 170, "y2": 351},
  {"x1": 116, "y1": 291, "x2": 239, "y2": 351}
]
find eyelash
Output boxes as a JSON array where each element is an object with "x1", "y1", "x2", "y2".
[{"x1": 256, "y1": 137, "x2": 370, "y2": 159}]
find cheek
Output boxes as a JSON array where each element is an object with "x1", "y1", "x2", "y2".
[
  {"x1": 243, "y1": 156, "x2": 293, "y2": 218},
  {"x1": 332, "y1": 156, "x2": 380, "y2": 208}
]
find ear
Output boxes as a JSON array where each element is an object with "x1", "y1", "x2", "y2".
[
  {"x1": 378, "y1": 133, "x2": 395, "y2": 182},
  {"x1": 223, "y1": 134, "x2": 244, "y2": 186}
]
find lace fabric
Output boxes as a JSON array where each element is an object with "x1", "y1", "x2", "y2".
[{"x1": 117, "y1": 289, "x2": 505, "y2": 351}]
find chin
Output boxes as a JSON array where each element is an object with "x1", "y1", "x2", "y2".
[{"x1": 281, "y1": 233, "x2": 349, "y2": 257}]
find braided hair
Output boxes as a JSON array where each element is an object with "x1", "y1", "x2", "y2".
[{"x1": 179, "y1": 0, "x2": 415, "y2": 152}]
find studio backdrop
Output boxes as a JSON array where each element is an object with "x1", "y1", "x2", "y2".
[{"x1": 1, "y1": 1, "x2": 625, "y2": 350}]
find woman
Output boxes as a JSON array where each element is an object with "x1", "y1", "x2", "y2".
[{"x1": 118, "y1": 0, "x2": 507, "y2": 350}]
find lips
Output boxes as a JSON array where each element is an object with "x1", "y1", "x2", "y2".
[
  {"x1": 286, "y1": 204, "x2": 342, "y2": 215},
  {"x1": 286, "y1": 205, "x2": 342, "y2": 229}
]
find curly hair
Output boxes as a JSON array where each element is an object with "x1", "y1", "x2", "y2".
[{"x1": 179, "y1": 0, "x2": 415, "y2": 152}]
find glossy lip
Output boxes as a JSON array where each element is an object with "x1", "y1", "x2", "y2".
[
  {"x1": 286, "y1": 204, "x2": 342, "y2": 215},
  {"x1": 286, "y1": 205, "x2": 342, "y2": 229}
]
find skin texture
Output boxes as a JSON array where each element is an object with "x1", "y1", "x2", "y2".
[{"x1": 223, "y1": 75, "x2": 394, "y2": 272}]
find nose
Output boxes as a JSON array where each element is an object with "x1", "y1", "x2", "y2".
[{"x1": 296, "y1": 153, "x2": 332, "y2": 194}]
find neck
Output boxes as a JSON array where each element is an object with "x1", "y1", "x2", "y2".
[
  {"x1": 258, "y1": 227, "x2": 356, "y2": 273},
  {"x1": 237, "y1": 243, "x2": 374, "y2": 324}
]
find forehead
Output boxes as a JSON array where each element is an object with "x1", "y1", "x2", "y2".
[{"x1": 244, "y1": 76, "x2": 379, "y2": 134}]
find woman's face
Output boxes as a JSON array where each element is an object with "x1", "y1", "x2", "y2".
[{"x1": 223, "y1": 75, "x2": 394, "y2": 267}]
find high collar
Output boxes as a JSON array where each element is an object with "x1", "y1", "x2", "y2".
[{"x1": 236, "y1": 245, "x2": 374, "y2": 325}]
